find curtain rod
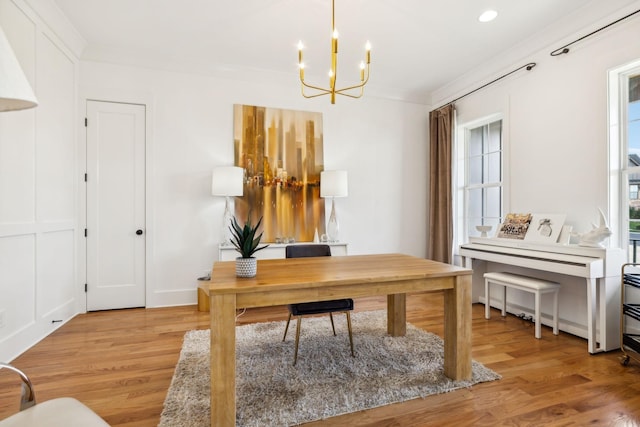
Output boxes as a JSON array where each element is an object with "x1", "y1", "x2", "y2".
[
  {"x1": 550, "y1": 8, "x2": 640, "y2": 56},
  {"x1": 431, "y1": 62, "x2": 536, "y2": 112}
]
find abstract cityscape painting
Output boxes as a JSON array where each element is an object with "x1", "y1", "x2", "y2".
[{"x1": 233, "y1": 104, "x2": 326, "y2": 243}]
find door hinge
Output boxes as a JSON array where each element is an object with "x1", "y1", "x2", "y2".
[
  {"x1": 84, "y1": 228, "x2": 87, "y2": 237},
  {"x1": 84, "y1": 173, "x2": 87, "y2": 182},
  {"x1": 85, "y1": 283, "x2": 88, "y2": 292},
  {"x1": 84, "y1": 117, "x2": 88, "y2": 127}
]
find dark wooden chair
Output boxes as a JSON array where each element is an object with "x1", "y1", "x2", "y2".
[{"x1": 282, "y1": 244, "x2": 355, "y2": 365}]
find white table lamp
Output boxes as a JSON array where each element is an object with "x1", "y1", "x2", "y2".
[
  {"x1": 212, "y1": 166, "x2": 244, "y2": 245},
  {"x1": 0, "y1": 25, "x2": 38, "y2": 112},
  {"x1": 321, "y1": 170, "x2": 348, "y2": 242}
]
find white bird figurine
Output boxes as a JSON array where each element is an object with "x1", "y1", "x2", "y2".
[{"x1": 574, "y1": 208, "x2": 612, "y2": 247}]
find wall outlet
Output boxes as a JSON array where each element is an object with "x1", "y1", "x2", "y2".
[{"x1": 0, "y1": 309, "x2": 5, "y2": 329}]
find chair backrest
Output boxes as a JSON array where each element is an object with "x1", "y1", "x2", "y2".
[{"x1": 285, "y1": 244, "x2": 331, "y2": 258}]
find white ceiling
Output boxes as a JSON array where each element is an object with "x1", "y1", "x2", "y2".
[{"x1": 52, "y1": 0, "x2": 638, "y2": 104}]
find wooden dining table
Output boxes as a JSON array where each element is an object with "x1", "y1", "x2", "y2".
[{"x1": 201, "y1": 253, "x2": 472, "y2": 427}]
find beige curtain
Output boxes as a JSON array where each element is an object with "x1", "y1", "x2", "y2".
[{"x1": 427, "y1": 104, "x2": 454, "y2": 263}]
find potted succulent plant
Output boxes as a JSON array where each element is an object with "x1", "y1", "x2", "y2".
[{"x1": 229, "y1": 214, "x2": 269, "y2": 277}]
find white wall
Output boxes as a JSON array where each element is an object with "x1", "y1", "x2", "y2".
[
  {"x1": 8, "y1": 0, "x2": 635, "y2": 360},
  {"x1": 438, "y1": 1, "x2": 640, "y2": 336},
  {"x1": 79, "y1": 61, "x2": 429, "y2": 308},
  {"x1": 0, "y1": 0, "x2": 82, "y2": 361},
  {"x1": 1, "y1": 0, "x2": 427, "y2": 360},
  {"x1": 437, "y1": 1, "x2": 640, "y2": 231}
]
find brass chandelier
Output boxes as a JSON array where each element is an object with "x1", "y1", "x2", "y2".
[{"x1": 297, "y1": 0, "x2": 371, "y2": 104}]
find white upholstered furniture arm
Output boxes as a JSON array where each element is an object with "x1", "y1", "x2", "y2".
[
  {"x1": 0, "y1": 363, "x2": 110, "y2": 427},
  {"x1": 0, "y1": 363, "x2": 35, "y2": 411}
]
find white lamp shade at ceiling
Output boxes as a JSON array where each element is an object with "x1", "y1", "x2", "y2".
[
  {"x1": 0, "y1": 25, "x2": 38, "y2": 112},
  {"x1": 320, "y1": 170, "x2": 348, "y2": 198},
  {"x1": 211, "y1": 166, "x2": 244, "y2": 196}
]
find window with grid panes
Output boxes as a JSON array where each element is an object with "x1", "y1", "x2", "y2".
[{"x1": 464, "y1": 120, "x2": 503, "y2": 239}]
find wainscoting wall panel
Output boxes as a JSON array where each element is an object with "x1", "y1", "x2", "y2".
[
  {"x1": 37, "y1": 230, "x2": 76, "y2": 317},
  {"x1": 0, "y1": 0, "x2": 81, "y2": 361},
  {"x1": 0, "y1": 234, "x2": 36, "y2": 340}
]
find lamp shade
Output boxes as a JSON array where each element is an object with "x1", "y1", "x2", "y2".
[
  {"x1": 320, "y1": 170, "x2": 348, "y2": 198},
  {"x1": 0, "y1": 25, "x2": 38, "y2": 112},
  {"x1": 211, "y1": 166, "x2": 244, "y2": 196}
]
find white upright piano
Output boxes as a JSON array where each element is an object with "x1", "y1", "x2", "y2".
[{"x1": 459, "y1": 238, "x2": 626, "y2": 353}]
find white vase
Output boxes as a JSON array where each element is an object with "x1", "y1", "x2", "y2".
[{"x1": 236, "y1": 257, "x2": 257, "y2": 278}]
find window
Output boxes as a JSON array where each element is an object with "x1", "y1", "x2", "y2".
[
  {"x1": 627, "y1": 76, "x2": 640, "y2": 259},
  {"x1": 609, "y1": 61, "x2": 640, "y2": 260},
  {"x1": 455, "y1": 117, "x2": 503, "y2": 247}
]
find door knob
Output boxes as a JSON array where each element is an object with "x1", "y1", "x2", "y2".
[{"x1": 136, "y1": 229, "x2": 144, "y2": 235}]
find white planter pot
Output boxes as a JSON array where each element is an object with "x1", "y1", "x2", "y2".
[{"x1": 236, "y1": 257, "x2": 257, "y2": 278}]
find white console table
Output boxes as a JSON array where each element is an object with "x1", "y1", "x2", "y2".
[{"x1": 218, "y1": 242, "x2": 348, "y2": 261}]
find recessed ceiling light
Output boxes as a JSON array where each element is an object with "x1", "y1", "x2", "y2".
[{"x1": 478, "y1": 10, "x2": 498, "y2": 23}]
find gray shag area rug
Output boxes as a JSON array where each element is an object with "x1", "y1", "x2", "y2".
[{"x1": 159, "y1": 310, "x2": 500, "y2": 427}]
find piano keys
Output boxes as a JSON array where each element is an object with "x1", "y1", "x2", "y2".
[{"x1": 459, "y1": 237, "x2": 626, "y2": 353}]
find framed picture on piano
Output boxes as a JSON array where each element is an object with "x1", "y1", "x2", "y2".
[
  {"x1": 496, "y1": 213, "x2": 532, "y2": 240},
  {"x1": 524, "y1": 213, "x2": 566, "y2": 244}
]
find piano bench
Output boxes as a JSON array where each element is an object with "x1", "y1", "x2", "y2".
[{"x1": 484, "y1": 272, "x2": 560, "y2": 339}]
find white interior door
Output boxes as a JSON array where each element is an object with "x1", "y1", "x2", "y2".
[{"x1": 86, "y1": 100, "x2": 146, "y2": 311}]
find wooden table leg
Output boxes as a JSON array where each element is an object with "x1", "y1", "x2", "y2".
[
  {"x1": 387, "y1": 293, "x2": 406, "y2": 336},
  {"x1": 210, "y1": 293, "x2": 236, "y2": 427},
  {"x1": 443, "y1": 275, "x2": 472, "y2": 380}
]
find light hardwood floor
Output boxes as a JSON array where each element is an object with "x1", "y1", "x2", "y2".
[{"x1": 1, "y1": 293, "x2": 640, "y2": 426}]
